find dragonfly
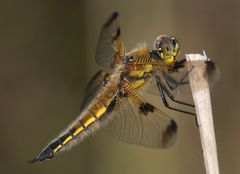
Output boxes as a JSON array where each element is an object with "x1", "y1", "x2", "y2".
[{"x1": 29, "y1": 12, "x2": 196, "y2": 164}]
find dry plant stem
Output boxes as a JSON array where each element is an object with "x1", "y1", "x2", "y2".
[{"x1": 186, "y1": 53, "x2": 220, "y2": 174}]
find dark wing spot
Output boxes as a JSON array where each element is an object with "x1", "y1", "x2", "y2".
[
  {"x1": 116, "y1": 27, "x2": 121, "y2": 37},
  {"x1": 103, "y1": 11, "x2": 119, "y2": 28},
  {"x1": 162, "y1": 119, "x2": 177, "y2": 148},
  {"x1": 205, "y1": 59, "x2": 218, "y2": 79},
  {"x1": 205, "y1": 60, "x2": 216, "y2": 72},
  {"x1": 204, "y1": 60, "x2": 220, "y2": 88},
  {"x1": 112, "y1": 27, "x2": 121, "y2": 41},
  {"x1": 139, "y1": 103, "x2": 155, "y2": 115}
]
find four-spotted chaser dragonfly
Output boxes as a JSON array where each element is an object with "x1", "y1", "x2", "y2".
[{"x1": 29, "y1": 12, "x2": 195, "y2": 163}]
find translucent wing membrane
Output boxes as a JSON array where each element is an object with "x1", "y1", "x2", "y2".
[
  {"x1": 140, "y1": 73, "x2": 185, "y2": 96},
  {"x1": 174, "y1": 58, "x2": 220, "y2": 90},
  {"x1": 95, "y1": 12, "x2": 123, "y2": 69},
  {"x1": 179, "y1": 59, "x2": 220, "y2": 90},
  {"x1": 138, "y1": 72, "x2": 195, "y2": 116},
  {"x1": 126, "y1": 42, "x2": 147, "y2": 57},
  {"x1": 141, "y1": 66, "x2": 192, "y2": 97},
  {"x1": 140, "y1": 75, "x2": 160, "y2": 96},
  {"x1": 105, "y1": 98, "x2": 177, "y2": 148},
  {"x1": 80, "y1": 70, "x2": 109, "y2": 110}
]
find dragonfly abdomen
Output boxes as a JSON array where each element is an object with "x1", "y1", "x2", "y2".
[{"x1": 29, "y1": 82, "x2": 118, "y2": 163}]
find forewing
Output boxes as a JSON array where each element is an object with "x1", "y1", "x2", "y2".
[
  {"x1": 95, "y1": 12, "x2": 124, "y2": 69},
  {"x1": 141, "y1": 68, "x2": 192, "y2": 97},
  {"x1": 105, "y1": 97, "x2": 177, "y2": 148}
]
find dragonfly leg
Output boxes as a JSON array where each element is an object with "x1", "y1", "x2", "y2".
[
  {"x1": 155, "y1": 75, "x2": 196, "y2": 116},
  {"x1": 172, "y1": 59, "x2": 187, "y2": 70},
  {"x1": 157, "y1": 74, "x2": 195, "y2": 108},
  {"x1": 162, "y1": 71, "x2": 188, "y2": 90},
  {"x1": 162, "y1": 66, "x2": 193, "y2": 91}
]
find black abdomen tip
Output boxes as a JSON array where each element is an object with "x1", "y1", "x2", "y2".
[
  {"x1": 28, "y1": 149, "x2": 54, "y2": 164},
  {"x1": 28, "y1": 157, "x2": 40, "y2": 164},
  {"x1": 28, "y1": 140, "x2": 59, "y2": 164}
]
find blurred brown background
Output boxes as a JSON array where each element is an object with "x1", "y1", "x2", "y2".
[{"x1": 0, "y1": 0, "x2": 239, "y2": 174}]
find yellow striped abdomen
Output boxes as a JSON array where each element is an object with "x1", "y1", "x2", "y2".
[
  {"x1": 51, "y1": 88, "x2": 117, "y2": 154},
  {"x1": 29, "y1": 77, "x2": 119, "y2": 163},
  {"x1": 58, "y1": 71, "x2": 122, "y2": 149}
]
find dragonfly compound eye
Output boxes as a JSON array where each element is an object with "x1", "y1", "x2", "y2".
[{"x1": 154, "y1": 36, "x2": 172, "y2": 55}]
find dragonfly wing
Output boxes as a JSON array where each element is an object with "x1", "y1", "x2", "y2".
[
  {"x1": 126, "y1": 42, "x2": 147, "y2": 56},
  {"x1": 205, "y1": 60, "x2": 220, "y2": 90},
  {"x1": 105, "y1": 97, "x2": 177, "y2": 148},
  {"x1": 169, "y1": 59, "x2": 220, "y2": 90},
  {"x1": 80, "y1": 70, "x2": 109, "y2": 111},
  {"x1": 95, "y1": 12, "x2": 125, "y2": 69},
  {"x1": 140, "y1": 75, "x2": 160, "y2": 96},
  {"x1": 141, "y1": 69, "x2": 192, "y2": 97}
]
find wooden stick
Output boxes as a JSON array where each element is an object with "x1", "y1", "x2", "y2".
[{"x1": 186, "y1": 52, "x2": 220, "y2": 174}]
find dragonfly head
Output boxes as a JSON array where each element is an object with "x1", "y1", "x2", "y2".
[{"x1": 154, "y1": 35, "x2": 180, "y2": 65}]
